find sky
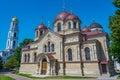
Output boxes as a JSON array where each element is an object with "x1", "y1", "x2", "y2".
[{"x1": 0, "y1": 0, "x2": 116, "y2": 50}]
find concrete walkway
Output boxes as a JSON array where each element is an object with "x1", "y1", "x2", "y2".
[
  {"x1": 97, "y1": 75, "x2": 118, "y2": 80},
  {"x1": 0, "y1": 72, "x2": 32, "y2": 80}
]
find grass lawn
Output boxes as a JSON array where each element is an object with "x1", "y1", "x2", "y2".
[
  {"x1": 16, "y1": 73, "x2": 96, "y2": 79},
  {"x1": 0, "y1": 74, "x2": 15, "y2": 80}
]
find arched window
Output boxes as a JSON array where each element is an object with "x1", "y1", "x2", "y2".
[
  {"x1": 28, "y1": 54, "x2": 30, "y2": 62},
  {"x1": 13, "y1": 41, "x2": 16, "y2": 47},
  {"x1": 44, "y1": 45, "x2": 47, "y2": 52},
  {"x1": 14, "y1": 33, "x2": 16, "y2": 37},
  {"x1": 51, "y1": 44, "x2": 54, "y2": 52},
  {"x1": 24, "y1": 54, "x2": 27, "y2": 62},
  {"x1": 40, "y1": 31, "x2": 43, "y2": 36},
  {"x1": 34, "y1": 53, "x2": 37, "y2": 62},
  {"x1": 73, "y1": 21, "x2": 76, "y2": 29},
  {"x1": 48, "y1": 42, "x2": 50, "y2": 52},
  {"x1": 68, "y1": 48, "x2": 72, "y2": 61},
  {"x1": 57, "y1": 23, "x2": 61, "y2": 32},
  {"x1": 68, "y1": 22, "x2": 71, "y2": 29},
  {"x1": 85, "y1": 47, "x2": 90, "y2": 60}
]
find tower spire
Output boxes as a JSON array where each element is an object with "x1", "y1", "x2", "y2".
[
  {"x1": 48, "y1": 21, "x2": 50, "y2": 29},
  {"x1": 41, "y1": 16, "x2": 44, "y2": 24},
  {"x1": 62, "y1": 0, "x2": 66, "y2": 11},
  {"x1": 70, "y1": 4, "x2": 73, "y2": 14}
]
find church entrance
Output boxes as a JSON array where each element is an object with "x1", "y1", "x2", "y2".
[
  {"x1": 41, "y1": 58, "x2": 47, "y2": 75},
  {"x1": 101, "y1": 64, "x2": 107, "y2": 74}
]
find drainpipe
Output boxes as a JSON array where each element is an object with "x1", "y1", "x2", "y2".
[
  {"x1": 62, "y1": 35, "x2": 65, "y2": 75},
  {"x1": 79, "y1": 36, "x2": 84, "y2": 76}
]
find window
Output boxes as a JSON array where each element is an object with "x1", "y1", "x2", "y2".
[
  {"x1": 44, "y1": 45, "x2": 47, "y2": 52},
  {"x1": 28, "y1": 54, "x2": 30, "y2": 62},
  {"x1": 68, "y1": 48, "x2": 72, "y2": 61},
  {"x1": 36, "y1": 31, "x2": 38, "y2": 37},
  {"x1": 34, "y1": 53, "x2": 37, "y2": 62},
  {"x1": 57, "y1": 23, "x2": 61, "y2": 32},
  {"x1": 48, "y1": 42, "x2": 50, "y2": 52},
  {"x1": 40, "y1": 31, "x2": 43, "y2": 36},
  {"x1": 51, "y1": 44, "x2": 54, "y2": 52},
  {"x1": 68, "y1": 22, "x2": 71, "y2": 29},
  {"x1": 13, "y1": 41, "x2": 16, "y2": 47},
  {"x1": 24, "y1": 54, "x2": 27, "y2": 62},
  {"x1": 14, "y1": 33, "x2": 16, "y2": 37},
  {"x1": 73, "y1": 21, "x2": 76, "y2": 29},
  {"x1": 85, "y1": 47, "x2": 90, "y2": 60}
]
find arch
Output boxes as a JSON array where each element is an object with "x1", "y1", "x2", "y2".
[
  {"x1": 41, "y1": 58, "x2": 47, "y2": 75},
  {"x1": 40, "y1": 31, "x2": 43, "y2": 36},
  {"x1": 73, "y1": 21, "x2": 76, "y2": 29},
  {"x1": 44, "y1": 45, "x2": 47, "y2": 52},
  {"x1": 14, "y1": 33, "x2": 16, "y2": 37},
  {"x1": 48, "y1": 42, "x2": 50, "y2": 52},
  {"x1": 85, "y1": 47, "x2": 91, "y2": 60},
  {"x1": 57, "y1": 23, "x2": 61, "y2": 31},
  {"x1": 34, "y1": 53, "x2": 37, "y2": 62},
  {"x1": 51, "y1": 44, "x2": 54, "y2": 52},
  {"x1": 68, "y1": 48, "x2": 73, "y2": 61},
  {"x1": 28, "y1": 54, "x2": 30, "y2": 62},
  {"x1": 68, "y1": 22, "x2": 71, "y2": 29}
]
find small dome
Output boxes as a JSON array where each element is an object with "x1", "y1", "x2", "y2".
[
  {"x1": 12, "y1": 17, "x2": 18, "y2": 22},
  {"x1": 89, "y1": 22, "x2": 103, "y2": 29},
  {"x1": 65, "y1": 14, "x2": 79, "y2": 20},
  {"x1": 36, "y1": 24, "x2": 47, "y2": 30},
  {"x1": 55, "y1": 11, "x2": 70, "y2": 21},
  {"x1": 82, "y1": 27, "x2": 91, "y2": 32}
]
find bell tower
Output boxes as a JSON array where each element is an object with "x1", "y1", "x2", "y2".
[{"x1": 6, "y1": 17, "x2": 19, "y2": 51}]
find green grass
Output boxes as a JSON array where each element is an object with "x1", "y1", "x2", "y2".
[
  {"x1": 16, "y1": 73, "x2": 96, "y2": 79},
  {"x1": 0, "y1": 74, "x2": 15, "y2": 80}
]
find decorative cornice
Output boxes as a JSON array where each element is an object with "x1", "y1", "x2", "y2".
[{"x1": 22, "y1": 47, "x2": 38, "y2": 52}]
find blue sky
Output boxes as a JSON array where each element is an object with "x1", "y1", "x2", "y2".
[{"x1": 0, "y1": 0, "x2": 116, "y2": 50}]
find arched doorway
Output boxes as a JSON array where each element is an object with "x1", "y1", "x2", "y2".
[{"x1": 41, "y1": 58, "x2": 47, "y2": 75}]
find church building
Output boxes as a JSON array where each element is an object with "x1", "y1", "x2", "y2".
[{"x1": 19, "y1": 10, "x2": 111, "y2": 76}]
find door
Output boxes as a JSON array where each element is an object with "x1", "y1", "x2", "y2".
[
  {"x1": 101, "y1": 64, "x2": 107, "y2": 74},
  {"x1": 41, "y1": 58, "x2": 47, "y2": 75}
]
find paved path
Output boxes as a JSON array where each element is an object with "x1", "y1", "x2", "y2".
[
  {"x1": 97, "y1": 75, "x2": 118, "y2": 80},
  {"x1": 0, "y1": 72, "x2": 32, "y2": 80}
]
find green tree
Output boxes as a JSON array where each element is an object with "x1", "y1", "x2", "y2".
[
  {"x1": 109, "y1": 0, "x2": 120, "y2": 62},
  {"x1": 3, "y1": 56, "x2": 18, "y2": 69},
  {"x1": 0, "y1": 56, "x2": 3, "y2": 70}
]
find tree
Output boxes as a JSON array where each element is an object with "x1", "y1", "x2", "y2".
[
  {"x1": 109, "y1": 0, "x2": 120, "y2": 62},
  {"x1": 0, "y1": 56, "x2": 3, "y2": 70},
  {"x1": 3, "y1": 56, "x2": 18, "y2": 69}
]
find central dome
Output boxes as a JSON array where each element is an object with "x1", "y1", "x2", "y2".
[
  {"x1": 65, "y1": 14, "x2": 79, "y2": 20},
  {"x1": 55, "y1": 11, "x2": 70, "y2": 21},
  {"x1": 89, "y1": 22, "x2": 103, "y2": 29}
]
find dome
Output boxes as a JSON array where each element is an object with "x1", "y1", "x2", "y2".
[
  {"x1": 89, "y1": 22, "x2": 103, "y2": 29},
  {"x1": 12, "y1": 17, "x2": 18, "y2": 22},
  {"x1": 65, "y1": 14, "x2": 79, "y2": 20},
  {"x1": 55, "y1": 11, "x2": 70, "y2": 21},
  {"x1": 36, "y1": 24, "x2": 47, "y2": 30},
  {"x1": 82, "y1": 27, "x2": 91, "y2": 32}
]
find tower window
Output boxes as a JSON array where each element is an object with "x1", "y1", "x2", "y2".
[
  {"x1": 40, "y1": 31, "x2": 43, "y2": 36},
  {"x1": 44, "y1": 45, "x2": 47, "y2": 52},
  {"x1": 68, "y1": 48, "x2": 73, "y2": 61},
  {"x1": 68, "y1": 22, "x2": 71, "y2": 29},
  {"x1": 24, "y1": 54, "x2": 27, "y2": 62},
  {"x1": 13, "y1": 41, "x2": 16, "y2": 47},
  {"x1": 57, "y1": 23, "x2": 61, "y2": 32},
  {"x1": 28, "y1": 54, "x2": 30, "y2": 62},
  {"x1": 85, "y1": 47, "x2": 91, "y2": 60},
  {"x1": 14, "y1": 33, "x2": 16, "y2": 37},
  {"x1": 73, "y1": 21, "x2": 76, "y2": 29}
]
